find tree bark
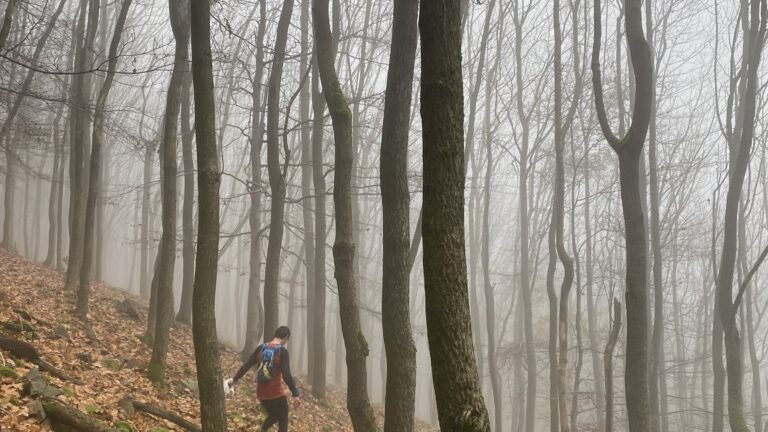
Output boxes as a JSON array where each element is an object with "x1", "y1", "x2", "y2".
[
  {"x1": 380, "y1": 0, "x2": 418, "y2": 428},
  {"x1": 592, "y1": 1, "x2": 653, "y2": 431},
  {"x1": 716, "y1": 3, "x2": 766, "y2": 432},
  {"x1": 241, "y1": 0, "x2": 267, "y2": 361},
  {"x1": 511, "y1": 2, "x2": 538, "y2": 429},
  {"x1": 310, "y1": 56, "x2": 328, "y2": 398},
  {"x1": 44, "y1": 102, "x2": 64, "y2": 267},
  {"x1": 78, "y1": 0, "x2": 131, "y2": 319},
  {"x1": 1, "y1": 0, "x2": 67, "y2": 251},
  {"x1": 313, "y1": 0, "x2": 377, "y2": 428},
  {"x1": 65, "y1": 0, "x2": 99, "y2": 293},
  {"x1": 190, "y1": 0, "x2": 228, "y2": 427},
  {"x1": 262, "y1": 0, "x2": 294, "y2": 340},
  {"x1": 148, "y1": 0, "x2": 188, "y2": 384},
  {"x1": 0, "y1": 0, "x2": 16, "y2": 51},
  {"x1": 176, "y1": 55, "x2": 195, "y2": 325},
  {"x1": 299, "y1": 0, "x2": 316, "y2": 385},
  {"x1": 604, "y1": 299, "x2": 622, "y2": 432},
  {"x1": 419, "y1": 0, "x2": 490, "y2": 429}
]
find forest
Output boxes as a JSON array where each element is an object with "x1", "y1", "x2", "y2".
[{"x1": 0, "y1": 0, "x2": 765, "y2": 430}]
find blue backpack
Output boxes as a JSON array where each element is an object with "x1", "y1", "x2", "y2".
[{"x1": 256, "y1": 344, "x2": 282, "y2": 383}]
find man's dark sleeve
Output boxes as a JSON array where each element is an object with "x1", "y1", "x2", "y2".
[
  {"x1": 233, "y1": 345, "x2": 262, "y2": 382},
  {"x1": 280, "y1": 347, "x2": 300, "y2": 397}
]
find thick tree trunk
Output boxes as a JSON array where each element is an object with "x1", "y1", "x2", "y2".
[
  {"x1": 379, "y1": 0, "x2": 418, "y2": 428},
  {"x1": 419, "y1": 0, "x2": 490, "y2": 429},
  {"x1": 262, "y1": 0, "x2": 294, "y2": 339},
  {"x1": 190, "y1": 0, "x2": 228, "y2": 427},
  {"x1": 314, "y1": 0, "x2": 377, "y2": 428},
  {"x1": 148, "y1": 0, "x2": 187, "y2": 384}
]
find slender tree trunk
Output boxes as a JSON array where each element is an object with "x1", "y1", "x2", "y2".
[
  {"x1": 262, "y1": 0, "x2": 294, "y2": 339},
  {"x1": 298, "y1": 0, "x2": 316, "y2": 385},
  {"x1": 78, "y1": 0, "x2": 131, "y2": 319},
  {"x1": 605, "y1": 299, "x2": 622, "y2": 432},
  {"x1": 45, "y1": 102, "x2": 64, "y2": 267},
  {"x1": 139, "y1": 97, "x2": 153, "y2": 301},
  {"x1": 311, "y1": 56, "x2": 328, "y2": 398},
  {"x1": 314, "y1": 0, "x2": 377, "y2": 427},
  {"x1": 512, "y1": 2, "x2": 537, "y2": 429},
  {"x1": 241, "y1": 0, "x2": 267, "y2": 361},
  {"x1": 717, "y1": 2, "x2": 766, "y2": 431},
  {"x1": 148, "y1": 0, "x2": 187, "y2": 384},
  {"x1": 23, "y1": 151, "x2": 30, "y2": 257},
  {"x1": 584, "y1": 108, "x2": 605, "y2": 432},
  {"x1": 482, "y1": 86, "x2": 501, "y2": 432},
  {"x1": 56, "y1": 123, "x2": 68, "y2": 271},
  {"x1": 419, "y1": 0, "x2": 490, "y2": 429},
  {"x1": 190, "y1": 0, "x2": 228, "y2": 426},
  {"x1": 65, "y1": 0, "x2": 99, "y2": 293},
  {"x1": 380, "y1": 0, "x2": 418, "y2": 427},
  {"x1": 0, "y1": 0, "x2": 16, "y2": 52},
  {"x1": 1, "y1": 0, "x2": 67, "y2": 251},
  {"x1": 176, "y1": 55, "x2": 195, "y2": 325},
  {"x1": 3, "y1": 140, "x2": 14, "y2": 250}
]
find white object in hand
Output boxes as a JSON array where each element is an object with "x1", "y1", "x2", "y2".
[{"x1": 223, "y1": 378, "x2": 235, "y2": 396}]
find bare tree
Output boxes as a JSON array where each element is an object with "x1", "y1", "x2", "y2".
[
  {"x1": 147, "y1": 0, "x2": 189, "y2": 384},
  {"x1": 262, "y1": 0, "x2": 294, "y2": 339},
  {"x1": 314, "y1": 0, "x2": 377, "y2": 427},
  {"x1": 715, "y1": 2, "x2": 767, "y2": 432},
  {"x1": 65, "y1": 0, "x2": 100, "y2": 293},
  {"x1": 0, "y1": 0, "x2": 15, "y2": 51},
  {"x1": 605, "y1": 298, "x2": 622, "y2": 432},
  {"x1": 241, "y1": 0, "x2": 267, "y2": 360},
  {"x1": 190, "y1": 0, "x2": 227, "y2": 427},
  {"x1": 379, "y1": 0, "x2": 419, "y2": 429},
  {"x1": 78, "y1": 0, "x2": 132, "y2": 319},
  {"x1": 419, "y1": 0, "x2": 490, "y2": 429},
  {"x1": 591, "y1": 1, "x2": 653, "y2": 432}
]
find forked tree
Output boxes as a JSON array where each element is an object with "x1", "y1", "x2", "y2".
[{"x1": 591, "y1": 0, "x2": 653, "y2": 431}]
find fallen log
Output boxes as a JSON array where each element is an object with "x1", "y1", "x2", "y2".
[
  {"x1": 0, "y1": 335, "x2": 84, "y2": 385},
  {"x1": 42, "y1": 397, "x2": 117, "y2": 432},
  {"x1": 121, "y1": 395, "x2": 201, "y2": 432}
]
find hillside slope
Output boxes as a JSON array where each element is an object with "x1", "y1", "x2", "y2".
[{"x1": 0, "y1": 250, "x2": 435, "y2": 431}]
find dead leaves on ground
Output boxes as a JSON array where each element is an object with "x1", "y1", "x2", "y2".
[{"x1": 0, "y1": 250, "x2": 436, "y2": 431}]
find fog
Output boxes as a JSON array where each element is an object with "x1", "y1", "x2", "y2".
[{"x1": 0, "y1": 0, "x2": 764, "y2": 430}]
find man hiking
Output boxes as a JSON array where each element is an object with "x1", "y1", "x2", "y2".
[{"x1": 226, "y1": 326, "x2": 301, "y2": 431}]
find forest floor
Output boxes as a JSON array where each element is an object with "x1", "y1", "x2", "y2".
[{"x1": 0, "y1": 249, "x2": 437, "y2": 431}]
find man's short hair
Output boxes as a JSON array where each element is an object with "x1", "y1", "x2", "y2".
[{"x1": 275, "y1": 326, "x2": 291, "y2": 339}]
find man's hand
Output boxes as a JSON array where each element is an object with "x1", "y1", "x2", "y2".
[
  {"x1": 292, "y1": 395, "x2": 301, "y2": 408},
  {"x1": 223, "y1": 378, "x2": 235, "y2": 396}
]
